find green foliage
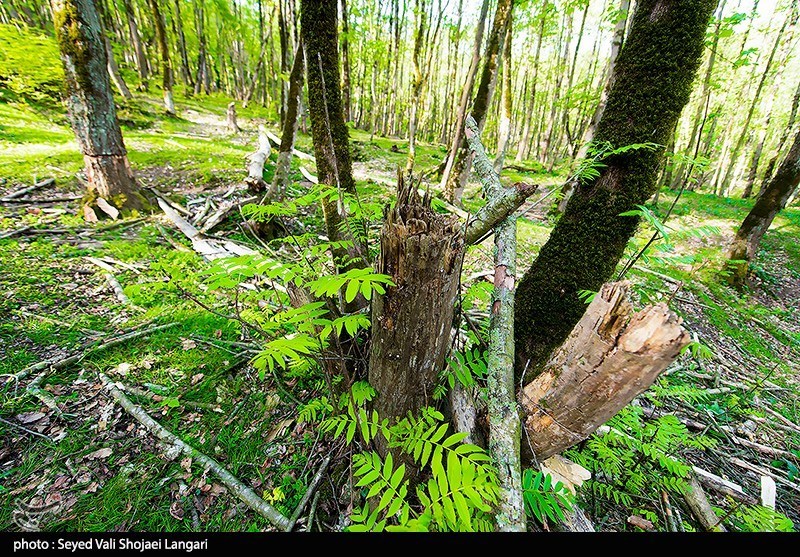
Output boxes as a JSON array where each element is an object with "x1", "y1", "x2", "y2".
[
  {"x1": 320, "y1": 388, "x2": 500, "y2": 532},
  {"x1": 0, "y1": 24, "x2": 63, "y2": 106},
  {"x1": 521, "y1": 470, "x2": 575, "y2": 526},
  {"x1": 307, "y1": 267, "x2": 394, "y2": 303},
  {"x1": 577, "y1": 289, "x2": 597, "y2": 304},
  {"x1": 435, "y1": 348, "x2": 488, "y2": 399},
  {"x1": 566, "y1": 405, "x2": 715, "y2": 522},
  {"x1": 728, "y1": 504, "x2": 794, "y2": 532},
  {"x1": 572, "y1": 141, "x2": 660, "y2": 185}
]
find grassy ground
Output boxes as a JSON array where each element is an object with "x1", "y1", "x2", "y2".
[{"x1": 1, "y1": 86, "x2": 798, "y2": 532}]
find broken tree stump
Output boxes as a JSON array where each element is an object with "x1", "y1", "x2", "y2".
[
  {"x1": 369, "y1": 171, "x2": 464, "y2": 460},
  {"x1": 227, "y1": 101, "x2": 241, "y2": 133},
  {"x1": 519, "y1": 281, "x2": 690, "y2": 460}
]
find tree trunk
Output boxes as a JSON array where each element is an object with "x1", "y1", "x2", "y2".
[
  {"x1": 493, "y1": 15, "x2": 513, "y2": 174},
  {"x1": 245, "y1": 125, "x2": 271, "y2": 193},
  {"x1": 726, "y1": 128, "x2": 800, "y2": 287},
  {"x1": 301, "y1": 0, "x2": 365, "y2": 281},
  {"x1": 514, "y1": 0, "x2": 717, "y2": 382},
  {"x1": 173, "y1": 0, "x2": 194, "y2": 90},
  {"x1": 194, "y1": 0, "x2": 209, "y2": 95},
  {"x1": 52, "y1": 0, "x2": 145, "y2": 214},
  {"x1": 514, "y1": 4, "x2": 546, "y2": 163},
  {"x1": 444, "y1": 0, "x2": 512, "y2": 206},
  {"x1": 148, "y1": 0, "x2": 175, "y2": 114},
  {"x1": 439, "y1": 0, "x2": 489, "y2": 194},
  {"x1": 557, "y1": 0, "x2": 630, "y2": 214},
  {"x1": 271, "y1": 41, "x2": 305, "y2": 200},
  {"x1": 519, "y1": 282, "x2": 689, "y2": 460},
  {"x1": 368, "y1": 172, "x2": 464, "y2": 453},
  {"x1": 718, "y1": 13, "x2": 788, "y2": 195},
  {"x1": 103, "y1": 34, "x2": 133, "y2": 100},
  {"x1": 760, "y1": 78, "x2": 800, "y2": 192},
  {"x1": 226, "y1": 101, "x2": 241, "y2": 132},
  {"x1": 340, "y1": 0, "x2": 352, "y2": 122},
  {"x1": 121, "y1": 0, "x2": 148, "y2": 90},
  {"x1": 405, "y1": 0, "x2": 428, "y2": 173}
]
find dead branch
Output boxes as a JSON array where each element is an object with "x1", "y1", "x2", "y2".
[
  {"x1": 6, "y1": 322, "x2": 177, "y2": 385},
  {"x1": 286, "y1": 455, "x2": 331, "y2": 531},
  {"x1": 691, "y1": 466, "x2": 758, "y2": 505},
  {"x1": 1, "y1": 178, "x2": 55, "y2": 201},
  {"x1": 730, "y1": 457, "x2": 800, "y2": 494},
  {"x1": 519, "y1": 281, "x2": 690, "y2": 460},
  {"x1": 98, "y1": 373, "x2": 290, "y2": 530},
  {"x1": 244, "y1": 126, "x2": 270, "y2": 193},
  {"x1": 684, "y1": 474, "x2": 727, "y2": 532}
]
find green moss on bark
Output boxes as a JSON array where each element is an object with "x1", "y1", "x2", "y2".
[{"x1": 514, "y1": 0, "x2": 717, "y2": 382}]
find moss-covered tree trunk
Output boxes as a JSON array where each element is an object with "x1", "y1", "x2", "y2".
[
  {"x1": 727, "y1": 128, "x2": 800, "y2": 287},
  {"x1": 148, "y1": 0, "x2": 175, "y2": 115},
  {"x1": 369, "y1": 172, "x2": 464, "y2": 456},
  {"x1": 513, "y1": 0, "x2": 717, "y2": 382},
  {"x1": 300, "y1": 0, "x2": 365, "y2": 279},
  {"x1": 271, "y1": 41, "x2": 305, "y2": 199},
  {"x1": 51, "y1": 0, "x2": 145, "y2": 215}
]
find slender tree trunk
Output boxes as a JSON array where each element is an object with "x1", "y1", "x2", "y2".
[
  {"x1": 194, "y1": 0, "x2": 209, "y2": 95},
  {"x1": 444, "y1": 0, "x2": 512, "y2": 206},
  {"x1": 727, "y1": 128, "x2": 800, "y2": 287},
  {"x1": 340, "y1": 0, "x2": 352, "y2": 122},
  {"x1": 51, "y1": 0, "x2": 145, "y2": 214},
  {"x1": 439, "y1": 0, "x2": 490, "y2": 194},
  {"x1": 148, "y1": 0, "x2": 175, "y2": 114},
  {"x1": 121, "y1": 0, "x2": 148, "y2": 90},
  {"x1": 514, "y1": 0, "x2": 717, "y2": 381},
  {"x1": 760, "y1": 78, "x2": 800, "y2": 192},
  {"x1": 173, "y1": 0, "x2": 194, "y2": 90},
  {"x1": 718, "y1": 13, "x2": 788, "y2": 194},
  {"x1": 104, "y1": 35, "x2": 133, "y2": 100},
  {"x1": 271, "y1": 42, "x2": 305, "y2": 199},
  {"x1": 493, "y1": 14, "x2": 512, "y2": 174},
  {"x1": 406, "y1": 0, "x2": 428, "y2": 173},
  {"x1": 514, "y1": 4, "x2": 547, "y2": 163}
]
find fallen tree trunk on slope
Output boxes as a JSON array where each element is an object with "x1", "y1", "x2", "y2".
[
  {"x1": 519, "y1": 281, "x2": 690, "y2": 461},
  {"x1": 245, "y1": 125, "x2": 271, "y2": 194}
]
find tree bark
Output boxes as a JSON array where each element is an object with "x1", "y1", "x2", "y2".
[
  {"x1": 301, "y1": 0, "x2": 366, "y2": 282},
  {"x1": 121, "y1": 0, "x2": 148, "y2": 90},
  {"x1": 226, "y1": 101, "x2": 241, "y2": 132},
  {"x1": 444, "y1": 0, "x2": 512, "y2": 206},
  {"x1": 271, "y1": 41, "x2": 305, "y2": 199},
  {"x1": 493, "y1": 15, "x2": 513, "y2": 174},
  {"x1": 103, "y1": 34, "x2": 133, "y2": 100},
  {"x1": 726, "y1": 128, "x2": 800, "y2": 287},
  {"x1": 519, "y1": 282, "x2": 689, "y2": 460},
  {"x1": 514, "y1": 0, "x2": 716, "y2": 382},
  {"x1": 52, "y1": 0, "x2": 145, "y2": 214},
  {"x1": 369, "y1": 172, "x2": 464, "y2": 455},
  {"x1": 148, "y1": 0, "x2": 175, "y2": 114},
  {"x1": 173, "y1": 0, "x2": 194, "y2": 90}
]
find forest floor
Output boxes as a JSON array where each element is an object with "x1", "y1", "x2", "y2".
[{"x1": 1, "y1": 92, "x2": 798, "y2": 532}]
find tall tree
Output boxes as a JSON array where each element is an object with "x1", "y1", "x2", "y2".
[
  {"x1": 148, "y1": 0, "x2": 175, "y2": 114},
  {"x1": 340, "y1": 0, "x2": 352, "y2": 122},
  {"x1": 443, "y1": 0, "x2": 513, "y2": 206},
  {"x1": 173, "y1": 0, "x2": 195, "y2": 90},
  {"x1": 513, "y1": 0, "x2": 717, "y2": 381},
  {"x1": 300, "y1": 0, "x2": 365, "y2": 281},
  {"x1": 270, "y1": 41, "x2": 305, "y2": 198},
  {"x1": 726, "y1": 126, "x2": 800, "y2": 286},
  {"x1": 51, "y1": 0, "x2": 146, "y2": 214},
  {"x1": 120, "y1": 0, "x2": 149, "y2": 90}
]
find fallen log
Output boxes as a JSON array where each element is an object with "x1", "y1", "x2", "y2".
[
  {"x1": 157, "y1": 198, "x2": 256, "y2": 261},
  {"x1": 244, "y1": 126, "x2": 270, "y2": 193},
  {"x1": 691, "y1": 466, "x2": 757, "y2": 505},
  {"x1": 199, "y1": 196, "x2": 257, "y2": 233},
  {"x1": 730, "y1": 457, "x2": 800, "y2": 494},
  {"x1": 99, "y1": 373, "x2": 289, "y2": 530},
  {"x1": 519, "y1": 281, "x2": 690, "y2": 460}
]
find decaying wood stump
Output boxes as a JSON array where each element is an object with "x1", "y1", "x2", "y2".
[
  {"x1": 369, "y1": 172, "x2": 464, "y2": 456},
  {"x1": 227, "y1": 101, "x2": 241, "y2": 133},
  {"x1": 519, "y1": 281, "x2": 690, "y2": 461}
]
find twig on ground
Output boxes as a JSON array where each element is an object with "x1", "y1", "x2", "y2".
[
  {"x1": 0, "y1": 416, "x2": 54, "y2": 443},
  {"x1": 99, "y1": 373, "x2": 290, "y2": 530},
  {"x1": 286, "y1": 455, "x2": 331, "y2": 531}
]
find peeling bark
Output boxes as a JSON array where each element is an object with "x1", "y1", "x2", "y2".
[
  {"x1": 519, "y1": 282, "x2": 690, "y2": 460},
  {"x1": 369, "y1": 172, "x2": 464, "y2": 457}
]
